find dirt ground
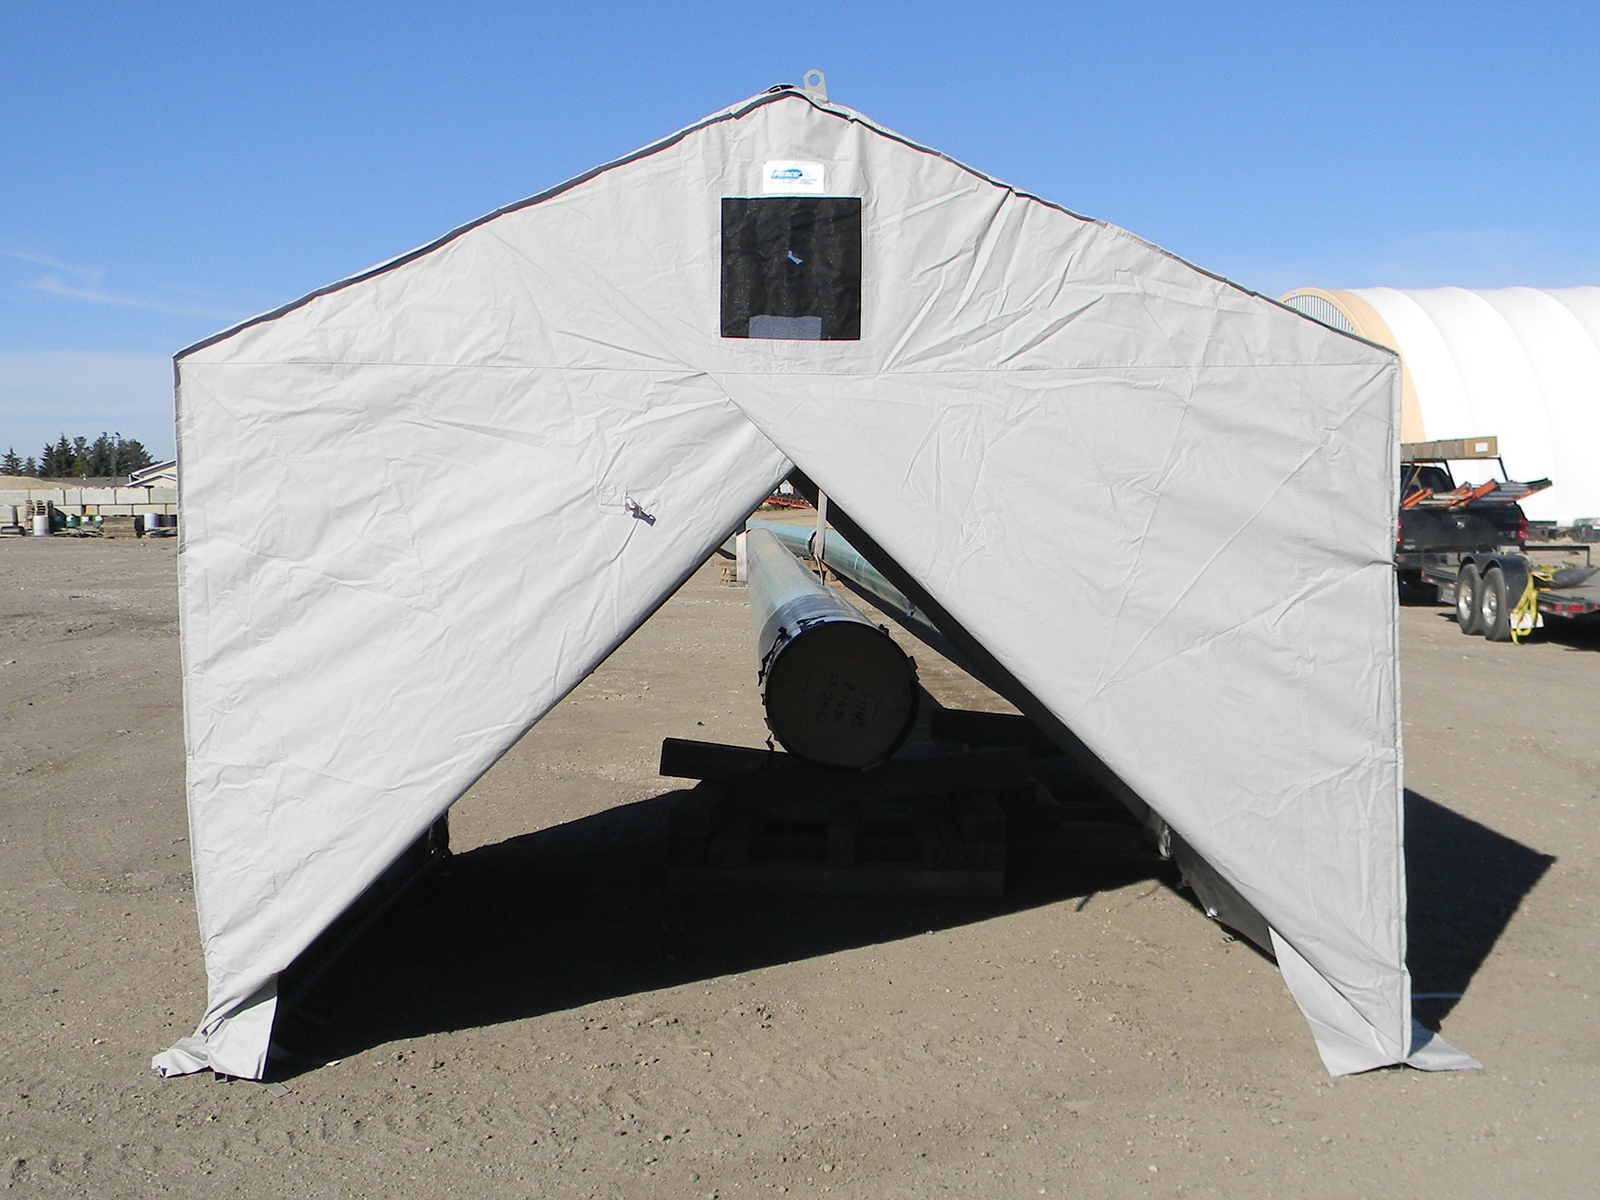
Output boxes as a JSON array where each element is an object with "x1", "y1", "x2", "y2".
[{"x1": 1, "y1": 532, "x2": 1595, "y2": 1198}]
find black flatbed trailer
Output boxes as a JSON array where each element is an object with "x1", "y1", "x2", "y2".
[{"x1": 1423, "y1": 546, "x2": 1600, "y2": 642}]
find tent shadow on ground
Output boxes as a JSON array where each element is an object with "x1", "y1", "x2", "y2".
[
  {"x1": 268, "y1": 792, "x2": 1171, "y2": 1079},
  {"x1": 267, "y1": 787, "x2": 1551, "y2": 1079},
  {"x1": 1405, "y1": 788, "x2": 1554, "y2": 1029}
]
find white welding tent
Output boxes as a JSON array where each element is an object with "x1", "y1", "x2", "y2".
[{"x1": 156, "y1": 83, "x2": 1477, "y2": 1080}]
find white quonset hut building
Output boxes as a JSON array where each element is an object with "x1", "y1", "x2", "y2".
[
  {"x1": 1283, "y1": 287, "x2": 1600, "y2": 525},
  {"x1": 156, "y1": 81, "x2": 1476, "y2": 1081}
]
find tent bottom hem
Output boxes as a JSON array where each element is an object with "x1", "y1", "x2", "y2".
[{"x1": 151, "y1": 978, "x2": 279, "y2": 1081}]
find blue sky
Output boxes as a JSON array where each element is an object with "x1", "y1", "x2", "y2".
[{"x1": 3, "y1": 1, "x2": 1597, "y2": 461}]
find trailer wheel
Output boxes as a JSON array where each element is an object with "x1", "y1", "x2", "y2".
[
  {"x1": 1480, "y1": 566, "x2": 1513, "y2": 641},
  {"x1": 1455, "y1": 564, "x2": 1483, "y2": 634}
]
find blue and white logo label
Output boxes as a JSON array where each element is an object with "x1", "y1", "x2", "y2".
[{"x1": 761, "y1": 160, "x2": 826, "y2": 194}]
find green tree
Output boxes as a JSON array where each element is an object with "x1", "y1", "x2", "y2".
[
  {"x1": 116, "y1": 438, "x2": 154, "y2": 474},
  {"x1": 22, "y1": 456, "x2": 39, "y2": 476},
  {"x1": 85, "y1": 432, "x2": 117, "y2": 477},
  {"x1": 86, "y1": 434, "x2": 108, "y2": 476},
  {"x1": 1, "y1": 447, "x2": 21, "y2": 475},
  {"x1": 33, "y1": 434, "x2": 158, "y2": 478},
  {"x1": 40, "y1": 435, "x2": 73, "y2": 477}
]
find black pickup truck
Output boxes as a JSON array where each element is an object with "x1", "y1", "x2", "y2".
[
  {"x1": 1396, "y1": 460, "x2": 1530, "y2": 580},
  {"x1": 1396, "y1": 438, "x2": 1543, "y2": 590}
]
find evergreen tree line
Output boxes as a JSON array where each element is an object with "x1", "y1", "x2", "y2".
[{"x1": 2, "y1": 433, "x2": 157, "y2": 480}]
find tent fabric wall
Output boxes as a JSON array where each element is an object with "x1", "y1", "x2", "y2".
[
  {"x1": 1283, "y1": 286, "x2": 1600, "y2": 525},
  {"x1": 157, "y1": 87, "x2": 1474, "y2": 1081}
]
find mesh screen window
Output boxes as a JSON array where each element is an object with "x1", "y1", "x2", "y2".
[{"x1": 721, "y1": 197, "x2": 861, "y2": 340}]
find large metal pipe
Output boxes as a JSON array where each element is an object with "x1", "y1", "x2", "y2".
[
  {"x1": 747, "y1": 519, "x2": 917, "y2": 622},
  {"x1": 745, "y1": 527, "x2": 919, "y2": 768},
  {"x1": 745, "y1": 519, "x2": 973, "y2": 673}
]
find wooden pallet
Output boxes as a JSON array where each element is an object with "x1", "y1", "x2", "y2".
[
  {"x1": 668, "y1": 786, "x2": 1006, "y2": 896},
  {"x1": 661, "y1": 738, "x2": 1018, "y2": 896}
]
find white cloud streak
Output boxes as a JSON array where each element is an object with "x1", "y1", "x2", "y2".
[
  {"x1": 4, "y1": 250, "x2": 102, "y2": 276},
  {"x1": 30, "y1": 274, "x2": 243, "y2": 320},
  {"x1": 3, "y1": 250, "x2": 245, "y2": 321}
]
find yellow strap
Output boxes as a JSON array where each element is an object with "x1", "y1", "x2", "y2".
[{"x1": 1510, "y1": 575, "x2": 1539, "y2": 644}]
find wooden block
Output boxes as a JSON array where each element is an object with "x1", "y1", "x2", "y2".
[
  {"x1": 660, "y1": 737, "x2": 1030, "y2": 800},
  {"x1": 826, "y1": 802, "x2": 861, "y2": 868},
  {"x1": 912, "y1": 808, "x2": 965, "y2": 869},
  {"x1": 957, "y1": 792, "x2": 1008, "y2": 844},
  {"x1": 1029, "y1": 755, "x2": 1102, "y2": 803},
  {"x1": 668, "y1": 783, "x2": 731, "y2": 840},
  {"x1": 661, "y1": 738, "x2": 779, "y2": 779},
  {"x1": 667, "y1": 836, "x2": 706, "y2": 868},
  {"x1": 662, "y1": 743, "x2": 1015, "y2": 898},
  {"x1": 1057, "y1": 821, "x2": 1149, "y2": 857},
  {"x1": 928, "y1": 708, "x2": 1058, "y2": 754},
  {"x1": 705, "y1": 813, "x2": 754, "y2": 868},
  {"x1": 667, "y1": 864, "x2": 1003, "y2": 897}
]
